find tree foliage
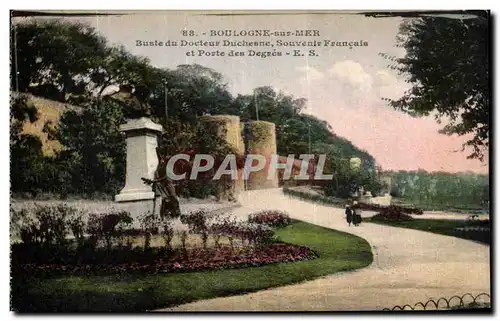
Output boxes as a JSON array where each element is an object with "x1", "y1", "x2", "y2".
[
  {"x1": 320, "y1": 155, "x2": 384, "y2": 198},
  {"x1": 387, "y1": 170, "x2": 489, "y2": 210},
  {"x1": 382, "y1": 14, "x2": 489, "y2": 160},
  {"x1": 10, "y1": 95, "x2": 43, "y2": 193},
  {"x1": 156, "y1": 118, "x2": 246, "y2": 200},
  {"x1": 11, "y1": 20, "x2": 107, "y2": 104},
  {"x1": 10, "y1": 94, "x2": 71, "y2": 196},
  {"x1": 56, "y1": 100, "x2": 126, "y2": 195},
  {"x1": 11, "y1": 19, "x2": 158, "y2": 115},
  {"x1": 230, "y1": 86, "x2": 375, "y2": 165},
  {"x1": 156, "y1": 64, "x2": 234, "y2": 122}
]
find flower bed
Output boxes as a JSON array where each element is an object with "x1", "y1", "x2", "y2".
[
  {"x1": 370, "y1": 205, "x2": 415, "y2": 222},
  {"x1": 15, "y1": 243, "x2": 317, "y2": 275},
  {"x1": 248, "y1": 210, "x2": 292, "y2": 227},
  {"x1": 11, "y1": 205, "x2": 317, "y2": 276}
]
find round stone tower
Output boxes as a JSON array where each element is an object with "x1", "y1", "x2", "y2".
[
  {"x1": 245, "y1": 120, "x2": 279, "y2": 190},
  {"x1": 199, "y1": 115, "x2": 245, "y2": 197}
]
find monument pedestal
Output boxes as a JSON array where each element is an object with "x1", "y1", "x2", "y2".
[{"x1": 115, "y1": 117, "x2": 163, "y2": 202}]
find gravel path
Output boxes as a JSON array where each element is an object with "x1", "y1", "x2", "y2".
[
  {"x1": 10, "y1": 198, "x2": 236, "y2": 214},
  {"x1": 162, "y1": 188, "x2": 490, "y2": 311}
]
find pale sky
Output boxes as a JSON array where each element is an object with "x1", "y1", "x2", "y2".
[{"x1": 30, "y1": 11, "x2": 489, "y2": 173}]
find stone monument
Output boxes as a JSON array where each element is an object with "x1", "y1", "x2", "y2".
[{"x1": 115, "y1": 117, "x2": 163, "y2": 202}]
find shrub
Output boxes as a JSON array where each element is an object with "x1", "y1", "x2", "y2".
[
  {"x1": 11, "y1": 207, "x2": 38, "y2": 245},
  {"x1": 358, "y1": 202, "x2": 423, "y2": 215},
  {"x1": 207, "y1": 215, "x2": 276, "y2": 248},
  {"x1": 139, "y1": 212, "x2": 160, "y2": 251},
  {"x1": 86, "y1": 213, "x2": 102, "y2": 250},
  {"x1": 11, "y1": 205, "x2": 89, "y2": 265},
  {"x1": 248, "y1": 210, "x2": 291, "y2": 228},
  {"x1": 180, "y1": 209, "x2": 211, "y2": 249},
  {"x1": 209, "y1": 214, "x2": 235, "y2": 249},
  {"x1": 466, "y1": 218, "x2": 490, "y2": 227},
  {"x1": 209, "y1": 222, "x2": 224, "y2": 249},
  {"x1": 219, "y1": 215, "x2": 239, "y2": 250},
  {"x1": 67, "y1": 211, "x2": 86, "y2": 248},
  {"x1": 160, "y1": 219, "x2": 175, "y2": 250},
  {"x1": 371, "y1": 205, "x2": 414, "y2": 222},
  {"x1": 18, "y1": 217, "x2": 40, "y2": 246},
  {"x1": 13, "y1": 204, "x2": 81, "y2": 248},
  {"x1": 248, "y1": 223, "x2": 275, "y2": 246},
  {"x1": 178, "y1": 230, "x2": 188, "y2": 254},
  {"x1": 233, "y1": 222, "x2": 275, "y2": 246},
  {"x1": 84, "y1": 211, "x2": 133, "y2": 251},
  {"x1": 101, "y1": 211, "x2": 133, "y2": 251},
  {"x1": 10, "y1": 206, "x2": 30, "y2": 241},
  {"x1": 38, "y1": 205, "x2": 74, "y2": 248}
]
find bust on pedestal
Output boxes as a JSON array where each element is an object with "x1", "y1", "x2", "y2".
[{"x1": 115, "y1": 117, "x2": 163, "y2": 202}]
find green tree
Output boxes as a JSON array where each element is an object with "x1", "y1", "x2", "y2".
[
  {"x1": 387, "y1": 170, "x2": 489, "y2": 209},
  {"x1": 12, "y1": 19, "x2": 158, "y2": 115},
  {"x1": 10, "y1": 94, "x2": 42, "y2": 193},
  {"x1": 10, "y1": 94, "x2": 69, "y2": 196},
  {"x1": 56, "y1": 100, "x2": 126, "y2": 195},
  {"x1": 382, "y1": 14, "x2": 489, "y2": 160},
  {"x1": 231, "y1": 86, "x2": 375, "y2": 163},
  {"x1": 146, "y1": 64, "x2": 234, "y2": 123},
  {"x1": 11, "y1": 20, "x2": 108, "y2": 104}
]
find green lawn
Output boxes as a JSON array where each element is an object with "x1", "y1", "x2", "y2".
[
  {"x1": 366, "y1": 217, "x2": 490, "y2": 245},
  {"x1": 11, "y1": 221, "x2": 373, "y2": 312}
]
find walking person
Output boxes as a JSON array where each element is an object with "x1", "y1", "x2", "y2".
[
  {"x1": 352, "y1": 201, "x2": 362, "y2": 226},
  {"x1": 345, "y1": 205, "x2": 353, "y2": 226}
]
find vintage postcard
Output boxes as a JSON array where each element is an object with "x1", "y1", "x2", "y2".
[{"x1": 9, "y1": 10, "x2": 491, "y2": 312}]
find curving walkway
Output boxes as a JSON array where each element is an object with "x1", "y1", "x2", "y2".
[{"x1": 162, "y1": 188, "x2": 490, "y2": 311}]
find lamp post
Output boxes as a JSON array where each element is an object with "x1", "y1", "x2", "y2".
[
  {"x1": 308, "y1": 123, "x2": 311, "y2": 154},
  {"x1": 243, "y1": 120, "x2": 251, "y2": 191},
  {"x1": 254, "y1": 90, "x2": 259, "y2": 121},
  {"x1": 307, "y1": 122, "x2": 312, "y2": 186},
  {"x1": 14, "y1": 24, "x2": 19, "y2": 92},
  {"x1": 164, "y1": 81, "x2": 168, "y2": 119}
]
